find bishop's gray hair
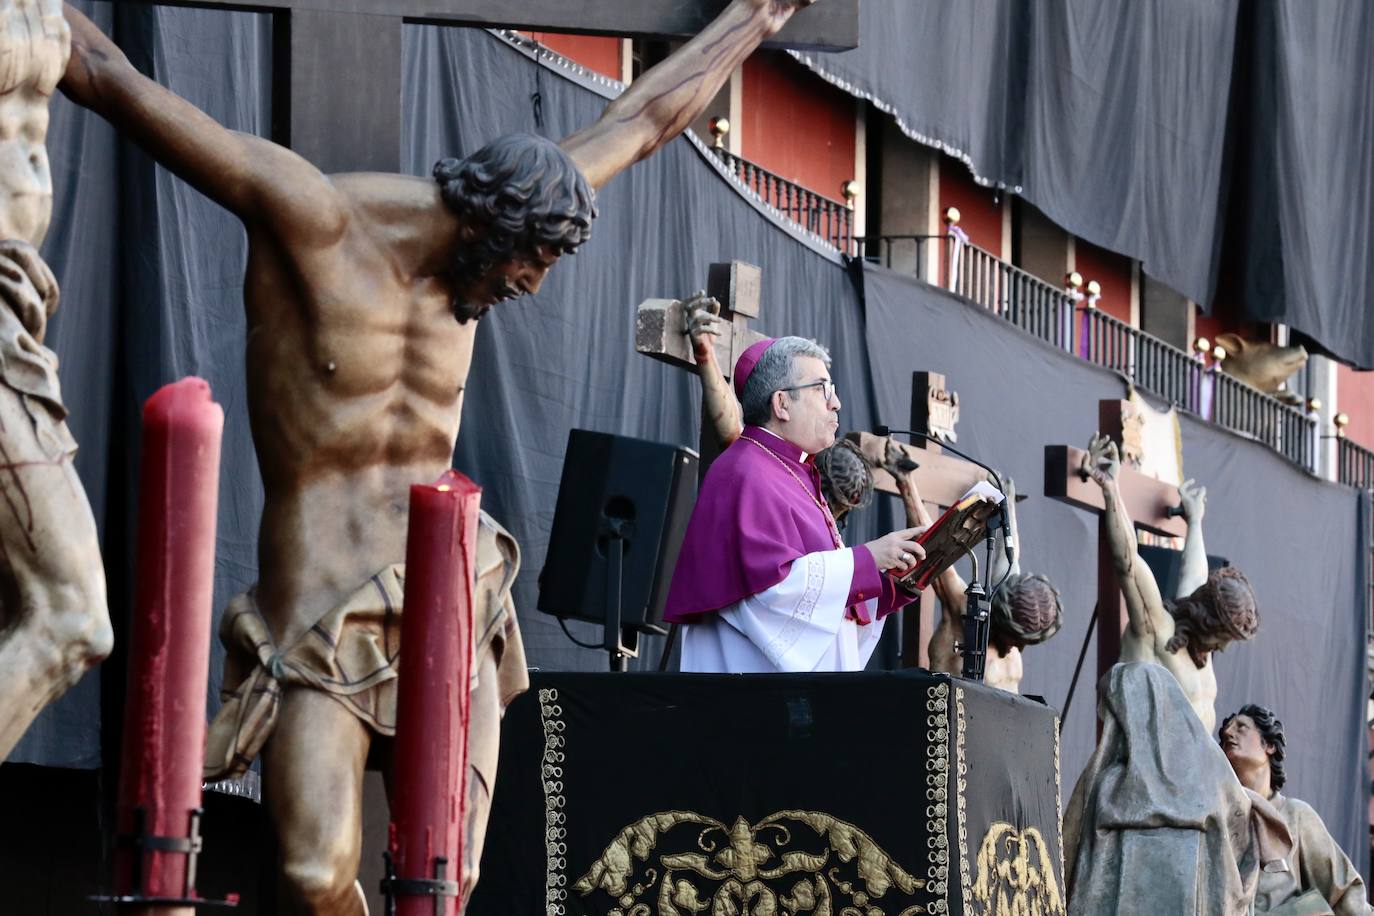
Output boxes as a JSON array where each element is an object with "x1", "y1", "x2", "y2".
[{"x1": 740, "y1": 336, "x2": 832, "y2": 426}]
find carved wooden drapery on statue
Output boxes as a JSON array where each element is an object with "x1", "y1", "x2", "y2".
[{"x1": 0, "y1": 0, "x2": 112, "y2": 764}]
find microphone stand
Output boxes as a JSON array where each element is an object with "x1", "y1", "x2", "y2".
[
  {"x1": 957, "y1": 547, "x2": 991, "y2": 681},
  {"x1": 875, "y1": 425, "x2": 1010, "y2": 684}
]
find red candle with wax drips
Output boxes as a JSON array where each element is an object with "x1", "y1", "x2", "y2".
[
  {"x1": 389, "y1": 469, "x2": 481, "y2": 916},
  {"x1": 113, "y1": 377, "x2": 224, "y2": 908}
]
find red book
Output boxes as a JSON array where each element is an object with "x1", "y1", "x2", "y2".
[{"x1": 894, "y1": 481, "x2": 1003, "y2": 592}]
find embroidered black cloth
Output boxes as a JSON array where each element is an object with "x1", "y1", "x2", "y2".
[{"x1": 469, "y1": 670, "x2": 1065, "y2": 916}]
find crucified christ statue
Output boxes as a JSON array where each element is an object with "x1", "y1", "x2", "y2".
[
  {"x1": 60, "y1": 2, "x2": 823, "y2": 912},
  {"x1": 1084, "y1": 433, "x2": 1258, "y2": 732},
  {"x1": 878, "y1": 443, "x2": 1061, "y2": 693},
  {"x1": 0, "y1": 0, "x2": 111, "y2": 763}
]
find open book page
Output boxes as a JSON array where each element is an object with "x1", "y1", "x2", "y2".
[{"x1": 893, "y1": 482, "x2": 1004, "y2": 592}]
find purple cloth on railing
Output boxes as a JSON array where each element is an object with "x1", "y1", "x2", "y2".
[{"x1": 1201, "y1": 366, "x2": 1218, "y2": 421}]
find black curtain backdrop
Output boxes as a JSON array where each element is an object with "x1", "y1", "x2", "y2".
[
  {"x1": 796, "y1": 0, "x2": 1374, "y2": 369},
  {"x1": 5, "y1": 4, "x2": 1368, "y2": 882}
]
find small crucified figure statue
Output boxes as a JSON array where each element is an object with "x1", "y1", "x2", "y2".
[
  {"x1": 60, "y1": 1, "x2": 824, "y2": 912},
  {"x1": 683, "y1": 291, "x2": 876, "y2": 522},
  {"x1": 879, "y1": 442, "x2": 1061, "y2": 693},
  {"x1": 1084, "y1": 433, "x2": 1258, "y2": 733}
]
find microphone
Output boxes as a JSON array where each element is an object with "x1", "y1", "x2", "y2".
[{"x1": 872, "y1": 425, "x2": 1015, "y2": 570}]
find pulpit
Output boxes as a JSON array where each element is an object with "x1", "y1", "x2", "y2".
[{"x1": 471, "y1": 671, "x2": 1067, "y2": 916}]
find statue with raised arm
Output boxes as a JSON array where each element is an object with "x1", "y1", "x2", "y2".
[
  {"x1": 684, "y1": 291, "x2": 875, "y2": 523},
  {"x1": 1084, "y1": 433, "x2": 1258, "y2": 732},
  {"x1": 0, "y1": 0, "x2": 111, "y2": 763},
  {"x1": 880, "y1": 442, "x2": 1061, "y2": 692},
  {"x1": 61, "y1": 2, "x2": 824, "y2": 911}
]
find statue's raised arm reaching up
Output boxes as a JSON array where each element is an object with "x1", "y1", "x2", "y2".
[{"x1": 1083, "y1": 434, "x2": 1258, "y2": 733}]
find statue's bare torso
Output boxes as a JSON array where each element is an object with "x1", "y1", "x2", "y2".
[
  {"x1": 1119, "y1": 612, "x2": 1219, "y2": 732},
  {"x1": 240, "y1": 175, "x2": 472, "y2": 645}
]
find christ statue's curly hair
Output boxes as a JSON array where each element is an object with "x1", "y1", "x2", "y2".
[
  {"x1": 434, "y1": 133, "x2": 597, "y2": 318},
  {"x1": 1165, "y1": 566, "x2": 1259, "y2": 669},
  {"x1": 989, "y1": 572, "x2": 1063, "y2": 653},
  {"x1": 815, "y1": 438, "x2": 874, "y2": 524}
]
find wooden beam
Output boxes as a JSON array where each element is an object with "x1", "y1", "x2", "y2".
[
  {"x1": 121, "y1": 0, "x2": 861, "y2": 51},
  {"x1": 847, "y1": 432, "x2": 990, "y2": 507},
  {"x1": 282, "y1": 9, "x2": 402, "y2": 172},
  {"x1": 1042, "y1": 445, "x2": 1186, "y2": 539}
]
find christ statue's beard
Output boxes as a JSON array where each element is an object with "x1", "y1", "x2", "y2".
[{"x1": 453, "y1": 299, "x2": 492, "y2": 323}]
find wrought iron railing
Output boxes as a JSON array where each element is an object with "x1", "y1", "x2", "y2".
[
  {"x1": 861, "y1": 232, "x2": 1319, "y2": 471},
  {"x1": 709, "y1": 148, "x2": 855, "y2": 252},
  {"x1": 1338, "y1": 438, "x2": 1374, "y2": 490},
  {"x1": 857, "y1": 234, "x2": 935, "y2": 273}
]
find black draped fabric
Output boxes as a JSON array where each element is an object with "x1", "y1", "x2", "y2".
[
  {"x1": 793, "y1": 0, "x2": 1240, "y2": 308},
  {"x1": 469, "y1": 671, "x2": 1065, "y2": 916},
  {"x1": 1237, "y1": 1, "x2": 1374, "y2": 368},
  {"x1": 799, "y1": 1, "x2": 1374, "y2": 369},
  {"x1": 788, "y1": 2, "x2": 1027, "y2": 194},
  {"x1": 859, "y1": 261, "x2": 1369, "y2": 881},
  {"x1": 401, "y1": 26, "x2": 882, "y2": 672}
]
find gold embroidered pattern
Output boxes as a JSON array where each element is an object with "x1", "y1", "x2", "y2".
[
  {"x1": 573, "y1": 810, "x2": 927, "y2": 915},
  {"x1": 1053, "y1": 717, "x2": 1065, "y2": 885},
  {"x1": 970, "y1": 823, "x2": 1065, "y2": 916},
  {"x1": 926, "y1": 682, "x2": 950, "y2": 914},
  {"x1": 539, "y1": 688, "x2": 568, "y2": 915},
  {"x1": 955, "y1": 687, "x2": 971, "y2": 905}
]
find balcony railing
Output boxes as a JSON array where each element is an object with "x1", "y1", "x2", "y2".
[
  {"x1": 709, "y1": 148, "x2": 855, "y2": 253},
  {"x1": 1338, "y1": 438, "x2": 1374, "y2": 490},
  {"x1": 860, "y1": 233, "x2": 1319, "y2": 471}
]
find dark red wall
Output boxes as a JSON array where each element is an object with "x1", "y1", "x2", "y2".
[
  {"x1": 524, "y1": 32, "x2": 621, "y2": 80},
  {"x1": 1074, "y1": 239, "x2": 1133, "y2": 325},
  {"x1": 740, "y1": 51, "x2": 856, "y2": 203}
]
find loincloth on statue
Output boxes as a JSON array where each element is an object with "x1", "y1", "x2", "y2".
[
  {"x1": 0, "y1": 272, "x2": 75, "y2": 461},
  {"x1": 204, "y1": 510, "x2": 529, "y2": 781}
]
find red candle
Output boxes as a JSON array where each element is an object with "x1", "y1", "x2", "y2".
[
  {"x1": 389, "y1": 470, "x2": 481, "y2": 916},
  {"x1": 114, "y1": 378, "x2": 224, "y2": 910}
]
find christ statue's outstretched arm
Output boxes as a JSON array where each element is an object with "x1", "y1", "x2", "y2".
[
  {"x1": 1175, "y1": 479, "x2": 1208, "y2": 598},
  {"x1": 561, "y1": 0, "x2": 818, "y2": 190},
  {"x1": 60, "y1": 3, "x2": 344, "y2": 241},
  {"x1": 1084, "y1": 433, "x2": 1172, "y2": 646}
]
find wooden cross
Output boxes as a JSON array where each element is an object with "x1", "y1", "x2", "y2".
[
  {"x1": 1043, "y1": 399, "x2": 1187, "y2": 688},
  {"x1": 846, "y1": 371, "x2": 997, "y2": 668},
  {"x1": 636, "y1": 260, "x2": 767, "y2": 472},
  {"x1": 120, "y1": 0, "x2": 858, "y2": 175}
]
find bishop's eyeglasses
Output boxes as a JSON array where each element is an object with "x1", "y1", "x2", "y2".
[{"x1": 779, "y1": 379, "x2": 839, "y2": 402}]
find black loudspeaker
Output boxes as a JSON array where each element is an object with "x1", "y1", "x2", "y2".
[
  {"x1": 538, "y1": 429, "x2": 699, "y2": 633},
  {"x1": 1139, "y1": 545, "x2": 1229, "y2": 599}
]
